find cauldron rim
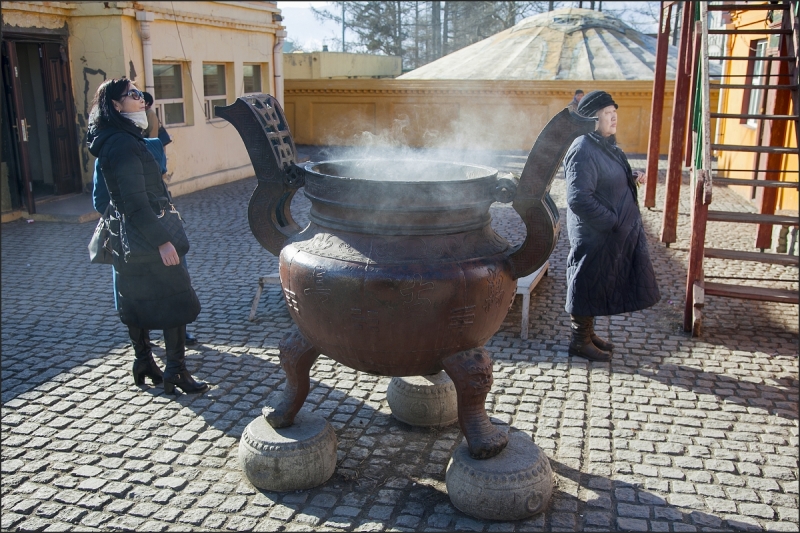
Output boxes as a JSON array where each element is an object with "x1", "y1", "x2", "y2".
[{"x1": 302, "y1": 159, "x2": 498, "y2": 184}]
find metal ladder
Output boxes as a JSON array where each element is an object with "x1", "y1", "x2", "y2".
[{"x1": 684, "y1": 1, "x2": 799, "y2": 336}]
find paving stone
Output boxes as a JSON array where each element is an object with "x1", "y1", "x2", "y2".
[
  {"x1": 78, "y1": 511, "x2": 113, "y2": 528},
  {"x1": 333, "y1": 505, "x2": 362, "y2": 518},
  {"x1": 738, "y1": 503, "x2": 776, "y2": 519},
  {"x1": 2, "y1": 164, "x2": 797, "y2": 533},
  {"x1": 151, "y1": 506, "x2": 182, "y2": 522},
  {"x1": 217, "y1": 495, "x2": 247, "y2": 513},
  {"x1": 55, "y1": 507, "x2": 88, "y2": 524},
  {"x1": 200, "y1": 513, "x2": 227, "y2": 528},
  {"x1": 452, "y1": 517, "x2": 484, "y2": 531},
  {"x1": 178, "y1": 508, "x2": 211, "y2": 526},
  {"x1": 35, "y1": 504, "x2": 63, "y2": 519},
  {"x1": 153, "y1": 477, "x2": 187, "y2": 490},
  {"x1": 71, "y1": 465, "x2": 103, "y2": 478},
  {"x1": 270, "y1": 504, "x2": 297, "y2": 521},
  {"x1": 17, "y1": 517, "x2": 52, "y2": 531},
  {"x1": 106, "y1": 515, "x2": 145, "y2": 530},
  {"x1": 77, "y1": 494, "x2": 112, "y2": 510},
  {"x1": 616, "y1": 517, "x2": 649, "y2": 531}
]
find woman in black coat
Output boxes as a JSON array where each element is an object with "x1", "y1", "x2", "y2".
[
  {"x1": 563, "y1": 90, "x2": 660, "y2": 362},
  {"x1": 87, "y1": 78, "x2": 208, "y2": 394}
]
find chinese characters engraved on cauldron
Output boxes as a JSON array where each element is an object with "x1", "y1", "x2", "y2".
[
  {"x1": 400, "y1": 275, "x2": 434, "y2": 307},
  {"x1": 485, "y1": 268, "x2": 506, "y2": 312},
  {"x1": 303, "y1": 266, "x2": 330, "y2": 303},
  {"x1": 282, "y1": 289, "x2": 300, "y2": 314},
  {"x1": 449, "y1": 306, "x2": 476, "y2": 329}
]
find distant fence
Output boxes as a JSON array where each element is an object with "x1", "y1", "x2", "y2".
[{"x1": 284, "y1": 79, "x2": 718, "y2": 155}]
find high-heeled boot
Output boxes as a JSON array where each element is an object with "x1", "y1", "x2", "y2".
[
  {"x1": 129, "y1": 326, "x2": 163, "y2": 385},
  {"x1": 568, "y1": 315, "x2": 612, "y2": 362},
  {"x1": 163, "y1": 325, "x2": 209, "y2": 394},
  {"x1": 587, "y1": 316, "x2": 615, "y2": 352}
]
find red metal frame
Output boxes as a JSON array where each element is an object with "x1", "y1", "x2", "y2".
[
  {"x1": 661, "y1": 1, "x2": 695, "y2": 245},
  {"x1": 645, "y1": 2, "x2": 673, "y2": 208}
]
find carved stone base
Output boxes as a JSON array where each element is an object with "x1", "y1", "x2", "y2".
[
  {"x1": 239, "y1": 410, "x2": 337, "y2": 491},
  {"x1": 386, "y1": 372, "x2": 458, "y2": 428},
  {"x1": 446, "y1": 432, "x2": 553, "y2": 521}
]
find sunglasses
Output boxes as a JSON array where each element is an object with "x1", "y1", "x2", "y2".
[{"x1": 121, "y1": 89, "x2": 144, "y2": 101}]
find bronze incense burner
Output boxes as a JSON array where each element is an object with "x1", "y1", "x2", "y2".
[{"x1": 218, "y1": 95, "x2": 594, "y2": 459}]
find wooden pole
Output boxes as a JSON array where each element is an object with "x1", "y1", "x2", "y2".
[
  {"x1": 684, "y1": 170, "x2": 709, "y2": 332},
  {"x1": 660, "y1": 1, "x2": 695, "y2": 245},
  {"x1": 645, "y1": 2, "x2": 672, "y2": 208},
  {"x1": 684, "y1": 20, "x2": 702, "y2": 168},
  {"x1": 684, "y1": 2, "x2": 713, "y2": 335}
]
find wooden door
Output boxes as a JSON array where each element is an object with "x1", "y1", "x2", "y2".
[
  {"x1": 40, "y1": 43, "x2": 81, "y2": 195},
  {"x1": 1, "y1": 41, "x2": 36, "y2": 212}
]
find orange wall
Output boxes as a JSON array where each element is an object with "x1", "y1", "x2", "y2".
[
  {"x1": 714, "y1": 7, "x2": 798, "y2": 211},
  {"x1": 285, "y1": 79, "x2": 703, "y2": 156}
]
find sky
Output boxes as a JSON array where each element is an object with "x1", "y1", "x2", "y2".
[
  {"x1": 277, "y1": 1, "x2": 343, "y2": 52},
  {"x1": 276, "y1": 1, "x2": 661, "y2": 53}
]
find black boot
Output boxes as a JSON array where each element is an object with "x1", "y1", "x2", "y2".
[
  {"x1": 587, "y1": 316, "x2": 615, "y2": 352},
  {"x1": 163, "y1": 325, "x2": 209, "y2": 394},
  {"x1": 129, "y1": 326, "x2": 163, "y2": 385},
  {"x1": 569, "y1": 315, "x2": 612, "y2": 362}
]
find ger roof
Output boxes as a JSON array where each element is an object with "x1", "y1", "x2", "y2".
[{"x1": 399, "y1": 7, "x2": 682, "y2": 81}]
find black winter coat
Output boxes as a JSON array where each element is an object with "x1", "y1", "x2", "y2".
[
  {"x1": 563, "y1": 133, "x2": 660, "y2": 316},
  {"x1": 88, "y1": 122, "x2": 200, "y2": 330}
]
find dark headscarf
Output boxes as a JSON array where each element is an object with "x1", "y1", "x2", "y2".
[
  {"x1": 577, "y1": 90, "x2": 636, "y2": 202},
  {"x1": 577, "y1": 90, "x2": 618, "y2": 118}
]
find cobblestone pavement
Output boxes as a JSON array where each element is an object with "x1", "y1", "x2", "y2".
[{"x1": 2, "y1": 148, "x2": 797, "y2": 532}]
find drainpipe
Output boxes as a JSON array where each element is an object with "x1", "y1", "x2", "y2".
[
  {"x1": 136, "y1": 11, "x2": 155, "y2": 96},
  {"x1": 273, "y1": 30, "x2": 286, "y2": 107}
]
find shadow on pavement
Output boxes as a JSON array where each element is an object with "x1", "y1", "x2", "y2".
[{"x1": 548, "y1": 457, "x2": 741, "y2": 531}]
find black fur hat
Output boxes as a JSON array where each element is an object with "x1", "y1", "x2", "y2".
[{"x1": 577, "y1": 90, "x2": 618, "y2": 117}]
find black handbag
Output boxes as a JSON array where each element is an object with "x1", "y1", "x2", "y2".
[
  {"x1": 117, "y1": 194, "x2": 189, "y2": 263},
  {"x1": 157, "y1": 119, "x2": 172, "y2": 146},
  {"x1": 88, "y1": 204, "x2": 115, "y2": 264}
]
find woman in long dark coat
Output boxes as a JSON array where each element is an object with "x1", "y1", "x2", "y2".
[
  {"x1": 87, "y1": 78, "x2": 208, "y2": 394},
  {"x1": 563, "y1": 90, "x2": 660, "y2": 362}
]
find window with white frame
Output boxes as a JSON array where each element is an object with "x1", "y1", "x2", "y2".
[
  {"x1": 203, "y1": 64, "x2": 227, "y2": 120},
  {"x1": 153, "y1": 63, "x2": 186, "y2": 125},
  {"x1": 746, "y1": 40, "x2": 768, "y2": 127},
  {"x1": 243, "y1": 64, "x2": 262, "y2": 94}
]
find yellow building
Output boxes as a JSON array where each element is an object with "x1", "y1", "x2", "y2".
[
  {"x1": 284, "y1": 51, "x2": 401, "y2": 80},
  {"x1": 2, "y1": 1, "x2": 285, "y2": 222},
  {"x1": 714, "y1": 6, "x2": 798, "y2": 212},
  {"x1": 283, "y1": 8, "x2": 721, "y2": 155},
  {"x1": 283, "y1": 78, "x2": 682, "y2": 155}
]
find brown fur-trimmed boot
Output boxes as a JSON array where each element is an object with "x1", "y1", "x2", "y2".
[
  {"x1": 588, "y1": 317, "x2": 615, "y2": 352},
  {"x1": 569, "y1": 315, "x2": 612, "y2": 362}
]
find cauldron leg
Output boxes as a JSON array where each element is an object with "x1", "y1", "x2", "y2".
[
  {"x1": 442, "y1": 348, "x2": 508, "y2": 459},
  {"x1": 264, "y1": 329, "x2": 320, "y2": 428}
]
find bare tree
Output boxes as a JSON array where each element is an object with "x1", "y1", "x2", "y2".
[
  {"x1": 311, "y1": 1, "x2": 661, "y2": 71},
  {"x1": 601, "y1": 1, "x2": 661, "y2": 35}
]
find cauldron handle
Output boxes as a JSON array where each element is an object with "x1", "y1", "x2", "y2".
[
  {"x1": 216, "y1": 95, "x2": 303, "y2": 257},
  {"x1": 506, "y1": 108, "x2": 596, "y2": 280}
]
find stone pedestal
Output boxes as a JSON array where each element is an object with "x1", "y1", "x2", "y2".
[
  {"x1": 239, "y1": 410, "x2": 337, "y2": 491},
  {"x1": 386, "y1": 372, "x2": 458, "y2": 427},
  {"x1": 446, "y1": 432, "x2": 553, "y2": 521}
]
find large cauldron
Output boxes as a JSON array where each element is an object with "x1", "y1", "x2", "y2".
[{"x1": 218, "y1": 95, "x2": 594, "y2": 459}]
